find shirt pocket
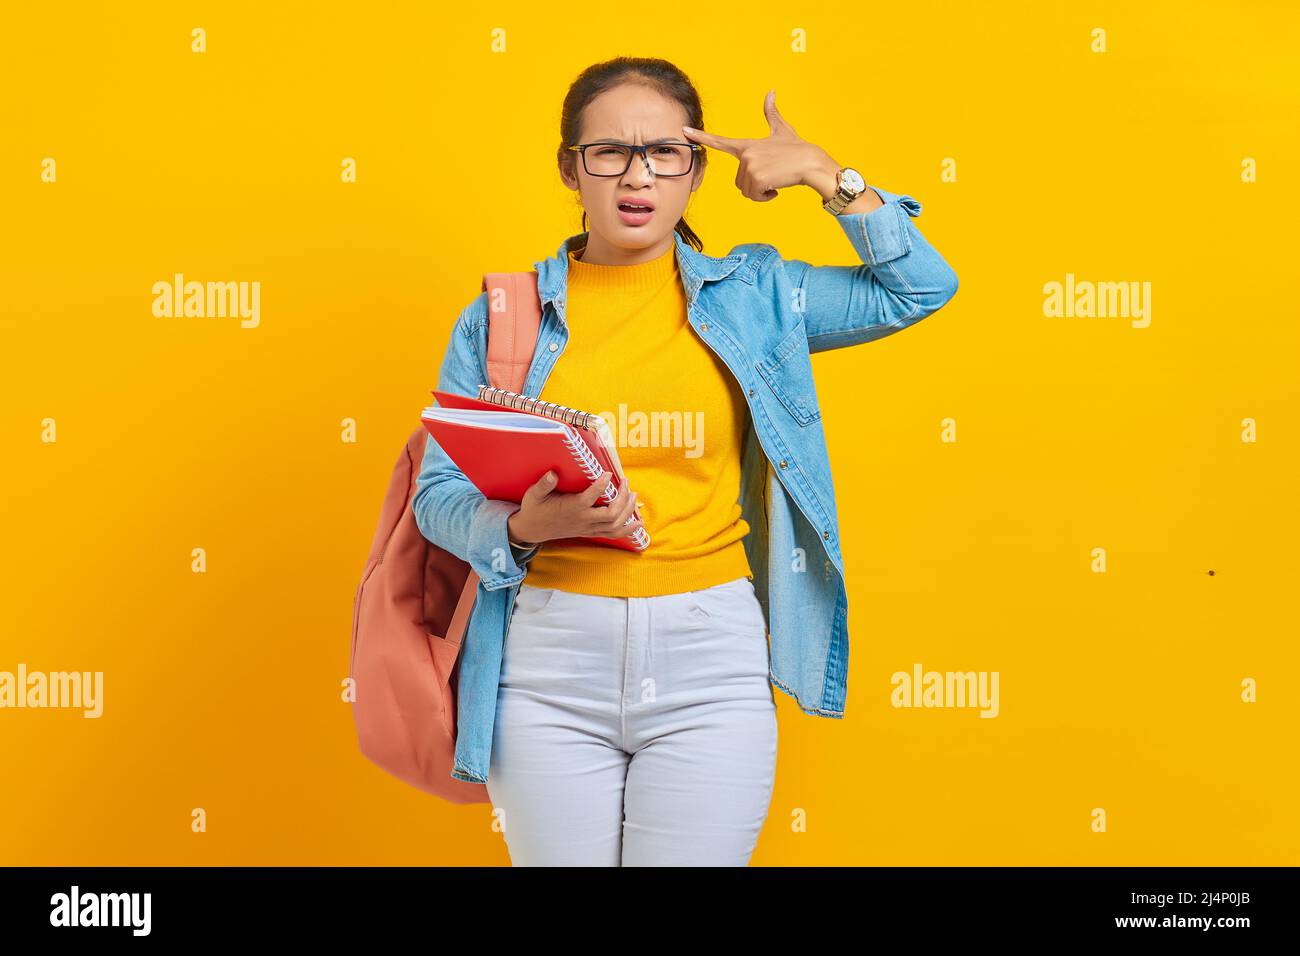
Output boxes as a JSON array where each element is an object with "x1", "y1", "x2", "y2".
[{"x1": 756, "y1": 319, "x2": 822, "y2": 426}]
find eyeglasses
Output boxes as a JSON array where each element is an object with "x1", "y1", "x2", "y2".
[{"x1": 566, "y1": 141, "x2": 703, "y2": 178}]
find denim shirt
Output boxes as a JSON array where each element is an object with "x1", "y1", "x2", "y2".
[{"x1": 413, "y1": 184, "x2": 959, "y2": 784}]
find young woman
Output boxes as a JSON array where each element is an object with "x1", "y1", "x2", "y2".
[{"x1": 414, "y1": 56, "x2": 959, "y2": 866}]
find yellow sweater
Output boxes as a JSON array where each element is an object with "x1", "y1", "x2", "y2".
[{"x1": 521, "y1": 239, "x2": 753, "y2": 597}]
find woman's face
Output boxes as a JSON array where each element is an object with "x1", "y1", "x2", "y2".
[{"x1": 560, "y1": 84, "x2": 705, "y2": 258}]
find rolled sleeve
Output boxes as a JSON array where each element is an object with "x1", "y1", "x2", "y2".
[
  {"x1": 466, "y1": 499, "x2": 535, "y2": 590},
  {"x1": 833, "y1": 186, "x2": 923, "y2": 267},
  {"x1": 766, "y1": 183, "x2": 957, "y2": 353}
]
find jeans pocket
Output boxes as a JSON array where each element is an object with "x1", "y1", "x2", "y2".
[
  {"x1": 685, "y1": 578, "x2": 766, "y2": 638},
  {"x1": 514, "y1": 584, "x2": 558, "y2": 615}
]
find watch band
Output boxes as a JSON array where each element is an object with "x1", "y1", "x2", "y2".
[{"x1": 822, "y1": 166, "x2": 865, "y2": 215}]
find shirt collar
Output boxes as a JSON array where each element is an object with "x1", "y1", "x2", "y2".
[{"x1": 533, "y1": 228, "x2": 748, "y2": 325}]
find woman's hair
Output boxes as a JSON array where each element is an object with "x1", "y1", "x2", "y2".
[{"x1": 557, "y1": 57, "x2": 707, "y2": 252}]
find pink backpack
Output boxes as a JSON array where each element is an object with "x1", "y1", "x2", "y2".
[{"x1": 349, "y1": 271, "x2": 542, "y2": 803}]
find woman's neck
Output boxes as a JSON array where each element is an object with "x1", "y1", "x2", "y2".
[{"x1": 577, "y1": 231, "x2": 675, "y2": 266}]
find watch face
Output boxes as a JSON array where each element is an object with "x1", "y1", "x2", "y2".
[{"x1": 841, "y1": 167, "x2": 866, "y2": 193}]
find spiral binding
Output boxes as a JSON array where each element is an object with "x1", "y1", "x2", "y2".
[
  {"x1": 477, "y1": 384, "x2": 598, "y2": 431},
  {"x1": 561, "y1": 427, "x2": 649, "y2": 549},
  {"x1": 477, "y1": 384, "x2": 648, "y2": 550}
]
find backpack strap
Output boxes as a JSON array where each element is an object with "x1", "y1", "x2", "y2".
[
  {"x1": 456, "y1": 272, "x2": 542, "y2": 608},
  {"x1": 481, "y1": 271, "x2": 542, "y2": 394}
]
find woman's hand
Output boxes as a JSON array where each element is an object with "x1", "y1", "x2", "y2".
[
  {"x1": 680, "y1": 89, "x2": 839, "y2": 202},
  {"x1": 507, "y1": 470, "x2": 643, "y2": 548}
]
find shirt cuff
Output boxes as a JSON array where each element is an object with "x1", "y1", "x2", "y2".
[
  {"x1": 467, "y1": 499, "x2": 534, "y2": 590},
  {"x1": 833, "y1": 185, "x2": 923, "y2": 267}
]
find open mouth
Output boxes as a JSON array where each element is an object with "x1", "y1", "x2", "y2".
[{"x1": 617, "y1": 200, "x2": 655, "y2": 213}]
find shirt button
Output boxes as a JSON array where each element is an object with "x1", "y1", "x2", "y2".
[
  {"x1": 778, "y1": 459, "x2": 787, "y2": 469},
  {"x1": 747, "y1": 387, "x2": 754, "y2": 397},
  {"x1": 548, "y1": 342, "x2": 558, "y2": 352},
  {"x1": 823, "y1": 530, "x2": 831, "y2": 540},
  {"x1": 700, "y1": 322, "x2": 709, "y2": 331}
]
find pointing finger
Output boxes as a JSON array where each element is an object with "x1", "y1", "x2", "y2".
[{"x1": 681, "y1": 125, "x2": 748, "y2": 157}]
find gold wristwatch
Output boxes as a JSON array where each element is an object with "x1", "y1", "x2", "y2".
[{"x1": 822, "y1": 166, "x2": 867, "y2": 215}]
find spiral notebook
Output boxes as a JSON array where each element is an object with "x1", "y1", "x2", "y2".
[{"x1": 421, "y1": 385, "x2": 649, "y2": 553}]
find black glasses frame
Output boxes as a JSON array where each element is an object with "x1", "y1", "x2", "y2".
[{"x1": 566, "y1": 141, "x2": 704, "y2": 178}]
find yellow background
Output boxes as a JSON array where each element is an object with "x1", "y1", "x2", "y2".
[{"x1": 2, "y1": 2, "x2": 1297, "y2": 865}]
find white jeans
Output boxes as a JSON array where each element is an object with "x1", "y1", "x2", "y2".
[{"x1": 486, "y1": 575, "x2": 779, "y2": 866}]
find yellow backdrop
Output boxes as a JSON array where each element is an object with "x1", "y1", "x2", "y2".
[{"x1": 3, "y1": 1, "x2": 1297, "y2": 865}]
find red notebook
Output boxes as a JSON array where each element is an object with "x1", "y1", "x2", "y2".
[{"x1": 421, "y1": 385, "x2": 649, "y2": 553}]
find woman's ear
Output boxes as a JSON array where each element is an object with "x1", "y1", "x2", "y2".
[{"x1": 558, "y1": 157, "x2": 581, "y2": 192}]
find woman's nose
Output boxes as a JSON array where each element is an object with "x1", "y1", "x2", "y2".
[{"x1": 623, "y1": 153, "x2": 656, "y2": 185}]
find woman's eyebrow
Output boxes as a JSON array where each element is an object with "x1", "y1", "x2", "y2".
[{"x1": 588, "y1": 136, "x2": 683, "y2": 144}]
